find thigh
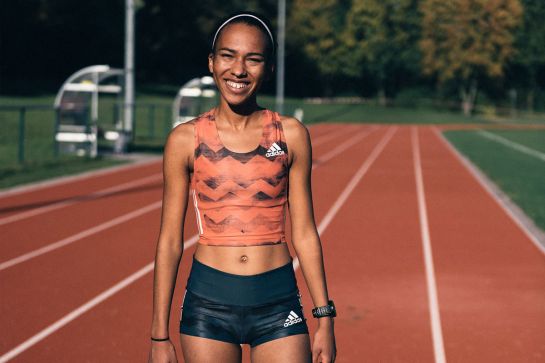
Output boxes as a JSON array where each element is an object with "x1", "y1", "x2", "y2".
[
  {"x1": 180, "y1": 334, "x2": 242, "y2": 363},
  {"x1": 250, "y1": 334, "x2": 311, "y2": 363}
]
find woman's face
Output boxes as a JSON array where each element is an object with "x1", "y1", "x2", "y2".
[{"x1": 209, "y1": 23, "x2": 272, "y2": 107}]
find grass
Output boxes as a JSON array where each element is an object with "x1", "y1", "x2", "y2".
[
  {"x1": 480, "y1": 129, "x2": 545, "y2": 153},
  {"x1": 1, "y1": 92, "x2": 543, "y2": 189},
  {"x1": 444, "y1": 129, "x2": 545, "y2": 231}
]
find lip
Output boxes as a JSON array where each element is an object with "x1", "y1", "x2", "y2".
[{"x1": 224, "y1": 79, "x2": 250, "y2": 94}]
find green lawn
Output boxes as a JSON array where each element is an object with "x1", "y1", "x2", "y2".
[
  {"x1": 479, "y1": 129, "x2": 545, "y2": 153},
  {"x1": 444, "y1": 129, "x2": 545, "y2": 231},
  {"x1": 2, "y1": 92, "x2": 543, "y2": 190},
  {"x1": 257, "y1": 96, "x2": 494, "y2": 124}
]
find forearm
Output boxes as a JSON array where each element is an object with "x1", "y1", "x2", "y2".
[
  {"x1": 150, "y1": 238, "x2": 183, "y2": 337},
  {"x1": 293, "y1": 234, "x2": 330, "y2": 308}
]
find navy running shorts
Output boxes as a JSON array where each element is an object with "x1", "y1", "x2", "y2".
[{"x1": 179, "y1": 257, "x2": 309, "y2": 347}]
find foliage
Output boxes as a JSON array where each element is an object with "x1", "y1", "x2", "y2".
[
  {"x1": 343, "y1": 0, "x2": 421, "y2": 101},
  {"x1": 288, "y1": 0, "x2": 349, "y2": 91},
  {"x1": 420, "y1": 0, "x2": 523, "y2": 115},
  {"x1": 509, "y1": 0, "x2": 545, "y2": 110}
]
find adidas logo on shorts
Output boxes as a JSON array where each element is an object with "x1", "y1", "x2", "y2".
[
  {"x1": 284, "y1": 310, "x2": 303, "y2": 327},
  {"x1": 266, "y1": 142, "x2": 285, "y2": 158}
]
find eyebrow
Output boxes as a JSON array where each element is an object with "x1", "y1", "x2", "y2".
[{"x1": 217, "y1": 47, "x2": 265, "y2": 57}]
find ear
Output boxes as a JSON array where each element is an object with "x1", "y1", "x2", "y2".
[{"x1": 208, "y1": 53, "x2": 214, "y2": 74}]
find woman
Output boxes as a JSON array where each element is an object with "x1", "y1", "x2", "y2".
[{"x1": 148, "y1": 12, "x2": 336, "y2": 363}]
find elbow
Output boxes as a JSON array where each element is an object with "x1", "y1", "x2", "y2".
[{"x1": 156, "y1": 235, "x2": 183, "y2": 258}]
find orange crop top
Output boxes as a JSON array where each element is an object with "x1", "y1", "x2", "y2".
[{"x1": 191, "y1": 108, "x2": 288, "y2": 246}]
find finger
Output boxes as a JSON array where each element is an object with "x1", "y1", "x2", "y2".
[{"x1": 312, "y1": 350, "x2": 320, "y2": 363}]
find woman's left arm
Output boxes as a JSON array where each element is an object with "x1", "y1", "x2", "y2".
[{"x1": 283, "y1": 117, "x2": 336, "y2": 363}]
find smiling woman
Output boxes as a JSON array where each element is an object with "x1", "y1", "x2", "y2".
[{"x1": 148, "y1": 12, "x2": 337, "y2": 363}]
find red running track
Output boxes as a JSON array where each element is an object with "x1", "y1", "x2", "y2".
[{"x1": 0, "y1": 125, "x2": 544, "y2": 363}]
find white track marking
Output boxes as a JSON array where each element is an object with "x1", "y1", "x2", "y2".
[
  {"x1": 0, "y1": 125, "x2": 372, "y2": 271},
  {"x1": 0, "y1": 201, "x2": 162, "y2": 271},
  {"x1": 0, "y1": 173, "x2": 162, "y2": 227},
  {"x1": 411, "y1": 127, "x2": 447, "y2": 363},
  {"x1": 0, "y1": 123, "x2": 328, "y2": 200},
  {"x1": 434, "y1": 127, "x2": 545, "y2": 255},
  {"x1": 0, "y1": 235, "x2": 199, "y2": 363},
  {"x1": 0, "y1": 125, "x2": 379, "y2": 361},
  {"x1": 293, "y1": 126, "x2": 397, "y2": 270},
  {"x1": 311, "y1": 125, "x2": 360, "y2": 147},
  {"x1": 477, "y1": 130, "x2": 545, "y2": 162},
  {"x1": 0, "y1": 126, "x2": 386, "y2": 360},
  {"x1": 312, "y1": 127, "x2": 377, "y2": 170},
  {"x1": 0, "y1": 157, "x2": 161, "y2": 198},
  {"x1": 0, "y1": 125, "x2": 352, "y2": 226}
]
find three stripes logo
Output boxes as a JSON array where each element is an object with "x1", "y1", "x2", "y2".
[
  {"x1": 266, "y1": 142, "x2": 285, "y2": 158},
  {"x1": 284, "y1": 310, "x2": 303, "y2": 327}
]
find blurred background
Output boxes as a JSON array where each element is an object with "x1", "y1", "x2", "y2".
[{"x1": 0, "y1": 0, "x2": 544, "y2": 187}]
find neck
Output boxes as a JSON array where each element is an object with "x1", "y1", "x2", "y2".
[{"x1": 216, "y1": 97, "x2": 262, "y2": 128}]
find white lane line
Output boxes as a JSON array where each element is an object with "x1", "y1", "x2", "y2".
[
  {"x1": 0, "y1": 235, "x2": 199, "y2": 363},
  {"x1": 0, "y1": 125, "x2": 353, "y2": 227},
  {"x1": 312, "y1": 127, "x2": 377, "y2": 170},
  {"x1": 311, "y1": 125, "x2": 360, "y2": 147},
  {"x1": 0, "y1": 157, "x2": 161, "y2": 199},
  {"x1": 0, "y1": 173, "x2": 162, "y2": 227},
  {"x1": 411, "y1": 127, "x2": 447, "y2": 363},
  {"x1": 0, "y1": 201, "x2": 162, "y2": 271},
  {"x1": 434, "y1": 127, "x2": 545, "y2": 256},
  {"x1": 293, "y1": 126, "x2": 397, "y2": 270},
  {"x1": 0, "y1": 126, "x2": 380, "y2": 361},
  {"x1": 477, "y1": 130, "x2": 545, "y2": 162},
  {"x1": 0, "y1": 126, "x2": 372, "y2": 271}
]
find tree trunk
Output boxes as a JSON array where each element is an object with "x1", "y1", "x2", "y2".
[
  {"x1": 377, "y1": 87, "x2": 387, "y2": 106},
  {"x1": 459, "y1": 80, "x2": 478, "y2": 116},
  {"x1": 377, "y1": 73, "x2": 386, "y2": 106},
  {"x1": 527, "y1": 90, "x2": 535, "y2": 114}
]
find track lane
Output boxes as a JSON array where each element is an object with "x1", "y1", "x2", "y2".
[
  {"x1": 0, "y1": 161, "x2": 162, "y2": 215},
  {"x1": 0, "y1": 177, "x2": 163, "y2": 262},
  {"x1": 420, "y1": 126, "x2": 545, "y2": 362},
  {"x1": 0, "y1": 124, "x2": 365, "y2": 266},
  {"x1": 1, "y1": 124, "x2": 378, "y2": 361},
  {"x1": 308, "y1": 127, "x2": 436, "y2": 362}
]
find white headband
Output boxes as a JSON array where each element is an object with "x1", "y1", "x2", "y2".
[{"x1": 212, "y1": 14, "x2": 275, "y2": 54}]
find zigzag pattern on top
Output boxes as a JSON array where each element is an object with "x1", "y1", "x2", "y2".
[{"x1": 192, "y1": 108, "x2": 289, "y2": 246}]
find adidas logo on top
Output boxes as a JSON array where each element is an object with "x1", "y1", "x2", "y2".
[
  {"x1": 266, "y1": 142, "x2": 285, "y2": 158},
  {"x1": 284, "y1": 310, "x2": 303, "y2": 327}
]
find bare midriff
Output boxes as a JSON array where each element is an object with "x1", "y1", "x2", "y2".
[{"x1": 194, "y1": 243, "x2": 292, "y2": 275}]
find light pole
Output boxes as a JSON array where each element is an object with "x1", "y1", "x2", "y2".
[
  {"x1": 120, "y1": 0, "x2": 135, "y2": 153},
  {"x1": 276, "y1": 0, "x2": 286, "y2": 115}
]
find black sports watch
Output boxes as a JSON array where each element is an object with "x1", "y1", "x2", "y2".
[{"x1": 312, "y1": 300, "x2": 336, "y2": 318}]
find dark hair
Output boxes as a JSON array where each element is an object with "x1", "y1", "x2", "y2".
[{"x1": 211, "y1": 12, "x2": 276, "y2": 62}]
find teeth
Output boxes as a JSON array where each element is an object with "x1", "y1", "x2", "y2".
[{"x1": 226, "y1": 81, "x2": 247, "y2": 89}]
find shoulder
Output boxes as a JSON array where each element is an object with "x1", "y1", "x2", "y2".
[
  {"x1": 166, "y1": 121, "x2": 194, "y2": 149},
  {"x1": 279, "y1": 115, "x2": 310, "y2": 145},
  {"x1": 164, "y1": 121, "x2": 195, "y2": 166}
]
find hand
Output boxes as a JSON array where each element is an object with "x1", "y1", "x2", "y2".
[
  {"x1": 148, "y1": 340, "x2": 178, "y2": 363},
  {"x1": 312, "y1": 318, "x2": 336, "y2": 363}
]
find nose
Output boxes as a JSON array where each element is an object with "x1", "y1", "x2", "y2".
[{"x1": 231, "y1": 57, "x2": 247, "y2": 77}]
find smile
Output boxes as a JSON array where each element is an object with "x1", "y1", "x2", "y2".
[{"x1": 226, "y1": 80, "x2": 249, "y2": 90}]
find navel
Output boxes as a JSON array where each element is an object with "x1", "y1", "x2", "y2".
[{"x1": 240, "y1": 255, "x2": 249, "y2": 263}]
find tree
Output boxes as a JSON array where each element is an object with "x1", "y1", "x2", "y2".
[
  {"x1": 420, "y1": 0, "x2": 522, "y2": 116},
  {"x1": 344, "y1": 0, "x2": 421, "y2": 104},
  {"x1": 288, "y1": 0, "x2": 348, "y2": 95},
  {"x1": 512, "y1": 0, "x2": 545, "y2": 111}
]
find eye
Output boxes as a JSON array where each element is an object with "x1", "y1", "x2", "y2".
[
  {"x1": 247, "y1": 57, "x2": 264, "y2": 64},
  {"x1": 220, "y1": 53, "x2": 234, "y2": 59}
]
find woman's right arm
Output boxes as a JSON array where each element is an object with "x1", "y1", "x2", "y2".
[{"x1": 149, "y1": 123, "x2": 194, "y2": 363}]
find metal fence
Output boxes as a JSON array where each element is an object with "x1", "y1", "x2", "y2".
[{"x1": 0, "y1": 103, "x2": 173, "y2": 167}]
